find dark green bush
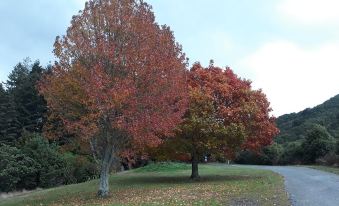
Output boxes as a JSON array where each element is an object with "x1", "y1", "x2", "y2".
[
  {"x1": 20, "y1": 133, "x2": 67, "y2": 188},
  {"x1": 63, "y1": 152, "x2": 99, "y2": 184},
  {"x1": 279, "y1": 141, "x2": 303, "y2": 165},
  {"x1": 235, "y1": 150, "x2": 269, "y2": 165},
  {"x1": 1, "y1": 133, "x2": 99, "y2": 192},
  {"x1": 235, "y1": 143, "x2": 283, "y2": 165},
  {"x1": 316, "y1": 152, "x2": 339, "y2": 166},
  {"x1": 0, "y1": 144, "x2": 39, "y2": 192},
  {"x1": 301, "y1": 124, "x2": 335, "y2": 163},
  {"x1": 262, "y1": 143, "x2": 283, "y2": 165}
]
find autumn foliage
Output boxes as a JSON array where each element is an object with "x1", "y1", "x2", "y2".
[
  {"x1": 39, "y1": 0, "x2": 187, "y2": 197},
  {"x1": 161, "y1": 63, "x2": 279, "y2": 178},
  {"x1": 37, "y1": 0, "x2": 280, "y2": 196}
]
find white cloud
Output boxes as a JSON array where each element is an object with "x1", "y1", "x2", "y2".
[
  {"x1": 278, "y1": 0, "x2": 339, "y2": 25},
  {"x1": 184, "y1": 31, "x2": 235, "y2": 68},
  {"x1": 240, "y1": 40, "x2": 339, "y2": 116}
]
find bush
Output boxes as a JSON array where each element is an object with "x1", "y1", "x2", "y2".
[
  {"x1": 234, "y1": 143, "x2": 283, "y2": 165},
  {"x1": 279, "y1": 141, "x2": 303, "y2": 165},
  {"x1": 1, "y1": 133, "x2": 100, "y2": 192},
  {"x1": 0, "y1": 144, "x2": 39, "y2": 192},
  {"x1": 336, "y1": 140, "x2": 339, "y2": 155},
  {"x1": 301, "y1": 124, "x2": 335, "y2": 163},
  {"x1": 262, "y1": 143, "x2": 283, "y2": 165},
  {"x1": 20, "y1": 133, "x2": 67, "y2": 188},
  {"x1": 235, "y1": 150, "x2": 269, "y2": 165},
  {"x1": 63, "y1": 152, "x2": 99, "y2": 184},
  {"x1": 316, "y1": 152, "x2": 339, "y2": 166}
]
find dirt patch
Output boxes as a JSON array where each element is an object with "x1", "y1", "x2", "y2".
[
  {"x1": 230, "y1": 198, "x2": 260, "y2": 206},
  {"x1": 0, "y1": 188, "x2": 42, "y2": 200}
]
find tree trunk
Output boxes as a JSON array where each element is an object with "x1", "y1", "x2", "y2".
[
  {"x1": 89, "y1": 138, "x2": 100, "y2": 165},
  {"x1": 190, "y1": 151, "x2": 200, "y2": 180},
  {"x1": 97, "y1": 145, "x2": 114, "y2": 198}
]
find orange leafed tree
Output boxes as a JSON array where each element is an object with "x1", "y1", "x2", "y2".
[
  {"x1": 39, "y1": 0, "x2": 187, "y2": 197},
  {"x1": 175, "y1": 63, "x2": 279, "y2": 179}
]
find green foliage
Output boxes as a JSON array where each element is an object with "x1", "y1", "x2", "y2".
[
  {"x1": 279, "y1": 141, "x2": 304, "y2": 164},
  {"x1": 6, "y1": 59, "x2": 47, "y2": 135},
  {"x1": 238, "y1": 124, "x2": 337, "y2": 165},
  {"x1": 315, "y1": 152, "x2": 339, "y2": 166},
  {"x1": 262, "y1": 143, "x2": 284, "y2": 165},
  {"x1": 235, "y1": 143, "x2": 283, "y2": 165},
  {"x1": 301, "y1": 124, "x2": 335, "y2": 163},
  {"x1": 0, "y1": 84, "x2": 20, "y2": 145},
  {"x1": 336, "y1": 140, "x2": 339, "y2": 155},
  {"x1": 235, "y1": 150, "x2": 268, "y2": 165},
  {"x1": 0, "y1": 59, "x2": 100, "y2": 192},
  {"x1": 20, "y1": 133, "x2": 67, "y2": 188},
  {"x1": 276, "y1": 94, "x2": 339, "y2": 144},
  {"x1": 0, "y1": 144, "x2": 39, "y2": 192},
  {"x1": 62, "y1": 152, "x2": 99, "y2": 184},
  {"x1": 0, "y1": 133, "x2": 99, "y2": 192},
  {"x1": 235, "y1": 94, "x2": 339, "y2": 166},
  {"x1": 235, "y1": 141, "x2": 303, "y2": 165}
]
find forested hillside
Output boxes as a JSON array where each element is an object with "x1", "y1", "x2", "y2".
[
  {"x1": 276, "y1": 94, "x2": 339, "y2": 143},
  {"x1": 236, "y1": 95, "x2": 339, "y2": 165}
]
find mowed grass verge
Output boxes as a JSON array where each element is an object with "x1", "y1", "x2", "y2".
[
  {"x1": 307, "y1": 165, "x2": 339, "y2": 175},
  {"x1": 0, "y1": 163, "x2": 290, "y2": 206}
]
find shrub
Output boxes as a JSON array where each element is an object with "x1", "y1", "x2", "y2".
[
  {"x1": 1, "y1": 133, "x2": 100, "y2": 192},
  {"x1": 235, "y1": 150, "x2": 269, "y2": 165},
  {"x1": 301, "y1": 124, "x2": 335, "y2": 163},
  {"x1": 20, "y1": 133, "x2": 67, "y2": 188},
  {"x1": 234, "y1": 143, "x2": 283, "y2": 165},
  {"x1": 63, "y1": 152, "x2": 99, "y2": 184},
  {"x1": 262, "y1": 143, "x2": 283, "y2": 165},
  {"x1": 316, "y1": 152, "x2": 339, "y2": 166},
  {"x1": 279, "y1": 141, "x2": 303, "y2": 165},
  {"x1": 0, "y1": 144, "x2": 39, "y2": 192},
  {"x1": 336, "y1": 140, "x2": 339, "y2": 155}
]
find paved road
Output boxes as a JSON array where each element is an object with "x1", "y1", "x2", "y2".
[{"x1": 238, "y1": 165, "x2": 339, "y2": 206}]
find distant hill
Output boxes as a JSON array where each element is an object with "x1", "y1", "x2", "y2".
[{"x1": 275, "y1": 94, "x2": 339, "y2": 144}]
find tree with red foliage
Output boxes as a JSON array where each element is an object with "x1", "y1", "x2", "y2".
[
  {"x1": 39, "y1": 0, "x2": 187, "y2": 197},
  {"x1": 175, "y1": 62, "x2": 279, "y2": 179}
]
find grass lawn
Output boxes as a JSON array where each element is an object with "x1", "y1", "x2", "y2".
[
  {"x1": 0, "y1": 163, "x2": 290, "y2": 206},
  {"x1": 307, "y1": 165, "x2": 339, "y2": 175}
]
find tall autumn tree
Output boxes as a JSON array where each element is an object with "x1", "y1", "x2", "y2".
[
  {"x1": 175, "y1": 63, "x2": 279, "y2": 179},
  {"x1": 39, "y1": 0, "x2": 187, "y2": 197}
]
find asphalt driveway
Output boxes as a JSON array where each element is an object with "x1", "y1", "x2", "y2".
[{"x1": 237, "y1": 165, "x2": 339, "y2": 206}]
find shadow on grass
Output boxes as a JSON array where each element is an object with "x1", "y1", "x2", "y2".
[{"x1": 114, "y1": 174, "x2": 263, "y2": 185}]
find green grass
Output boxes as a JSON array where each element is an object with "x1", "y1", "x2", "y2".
[
  {"x1": 134, "y1": 162, "x2": 191, "y2": 173},
  {"x1": 307, "y1": 165, "x2": 339, "y2": 175},
  {"x1": 0, "y1": 163, "x2": 290, "y2": 206}
]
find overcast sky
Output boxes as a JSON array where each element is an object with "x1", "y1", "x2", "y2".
[{"x1": 0, "y1": 0, "x2": 338, "y2": 116}]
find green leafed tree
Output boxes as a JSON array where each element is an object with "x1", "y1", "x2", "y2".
[{"x1": 302, "y1": 124, "x2": 336, "y2": 163}]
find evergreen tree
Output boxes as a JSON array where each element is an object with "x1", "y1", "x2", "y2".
[
  {"x1": 0, "y1": 84, "x2": 20, "y2": 145},
  {"x1": 6, "y1": 59, "x2": 47, "y2": 135}
]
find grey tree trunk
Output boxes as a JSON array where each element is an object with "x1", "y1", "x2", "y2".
[
  {"x1": 190, "y1": 151, "x2": 200, "y2": 180},
  {"x1": 97, "y1": 145, "x2": 114, "y2": 198},
  {"x1": 89, "y1": 138, "x2": 100, "y2": 165}
]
